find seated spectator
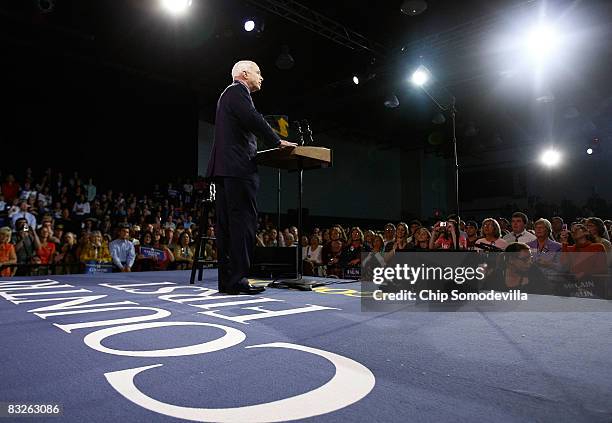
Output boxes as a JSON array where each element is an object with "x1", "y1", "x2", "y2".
[
  {"x1": 482, "y1": 242, "x2": 553, "y2": 294},
  {"x1": 11, "y1": 201, "x2": 37, "y2": 230},
  {"x1": 410, "y1": 227, "x2": 431, "y2": 250},
  {"x1": 341, "y1": 227, "x2": 368, "y2": 272},
  {"x1": 362, "y1": 234, "x2": 386, "y2": 281},
  {"x1": 0, "y1": 227, "x2": 17, "y2": 277},
  {"x1": 464, "y1": 221, "x2": 480, "y2": 250},
  {"x1": 407, "y1": 219, "x2": 422, "y2": 243},
  {"x1": 503, "y1": 212, "x2": 537, "y2": 244},
  {"x1": 164, "y1": 227, "x2": 176, "y2": 250},
  {"x1": 325, "y1": 239, "x2": 344, "y2": 278},
  {"x1": 382, "y1": 223, "x2": 396, "y2": 252},
  {"x1": 55, "y1": 232, "x2": 80, "y2": 273},
  {"x1": 109, "y1": 225, "x2": 136, "y2": 272},
  {"x1": 560, "y1": 224, "x2": 607, "y2": 288},
  {"x1": 551, "y1": 216, "x2": 566, "y2": 235},
  {"x1": 363, "y1": 230, "x2": 375, "y2": 250},
  {"x1": 585, "y1": 217, "x2": 612, "y2": 263},
  {"x1": 430, "y1": 221, "x2": 457, "y2": 250},
  {"x1": 151, "y1": 230, "x2": 175, "y2": 270},
  {"x1": 173, "y1": 232, "x2": 194, "y2": 270},
  {"x1": 303, "y1": 234, "x2": 323, "y2": 276},
  {"x1": 385, "y1": 222, "x2": 410, "y2": 262},
  {"x1": 475, "y1": 218, "x2": 508, "y2": 251}
]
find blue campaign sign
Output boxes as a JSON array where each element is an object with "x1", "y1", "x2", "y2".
[
  {"x1": 84, "y1": 261, "x2": 113, "y2": 274},
  {"x1": 139, "y1": 247, "x2": 165, "y2": 261}
]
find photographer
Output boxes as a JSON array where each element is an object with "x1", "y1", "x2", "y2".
[{"x1": 12, "y1": 218, "x2": 41, "y2": 275}]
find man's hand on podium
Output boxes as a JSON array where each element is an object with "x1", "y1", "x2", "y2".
[{"x1": 279, "y1": 140, "x2": 298, "y2": 148}]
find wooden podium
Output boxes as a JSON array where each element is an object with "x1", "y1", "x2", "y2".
[{"x1": 256, "y1": 146, "x2": 332, "y2": 283}]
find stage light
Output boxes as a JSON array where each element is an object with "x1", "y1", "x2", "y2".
[
  {"x1": 411, "y1": 67, "x2": 429, "y2": 86},
  {"x1": 400, "y1": 0, "x2": 427, "y2": 16},
  {"x1": 352, "y1": 76, "x2": 359, "y2": 85},
  {"x1": 540, "y1": 149, "x2": 561, "y2": 167},
  {"x1": 161, "y1": 0, "x2": 192, "y2": 15},
  {"x1": 586, "y1": 148, "x2": 593, "y2": 155},
  {"x1": 384, "y1": 94, "x2": 400, "y2": 108},
  {"x1": 244, "y1": 20, "x2": 255, "y2": 32},
  {"x1": 525, "y1": 24, "x2": 559, "y2": 59}
]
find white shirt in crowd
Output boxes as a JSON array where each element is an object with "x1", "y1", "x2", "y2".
[
  {"x1": 502, "y1": 230, "x2": 537, "y2": 244},
  {"x1": 303, "y1": 245, "x2": 323, "y2": 264}
]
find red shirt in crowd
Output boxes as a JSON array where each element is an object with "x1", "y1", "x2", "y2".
[{"x1": 1, "y1": 182, "x2": 20, "y2": 202}]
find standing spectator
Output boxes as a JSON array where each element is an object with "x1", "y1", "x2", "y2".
[
  {"x1": 475, "y1": 218, "x2": 508, "y2": 251},
  {"x1": 55, "y1": 232, "x2": 80, "y2": 273},
  {"x1": 503, "y1": 212, "x2": 536, "y2": 244},
  {"x1": 73, "y1": 194, "x2": 91, "y2": 219},
  {"x1": 11, "y1": 201, "x2": 37, "y2": 230},
  {"x1": 1, "y1": 175, "x2": 20, "y2": 203},
  {"x1": 0, "y1": 227, "x2": 17, "y2": 277},
  {"x1": 84, "y1": 178, "x2": 97, "y2": 202},
  {"x1": 13, "y1": 218, "x2": 40, "y2": 274},
  {"x1": 109, "y1": 225, "x2": 136, "y2": 272},
  {"x1": 173, "y1": 232, "x2": 194, "y2": 269},
  {"x1": 36, "y1": 226, "x2": 56, "y2": 265}
]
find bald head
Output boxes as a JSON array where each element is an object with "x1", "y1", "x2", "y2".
[{"x1": 231, "y1": 60, "x2": 263, "y2": 92}]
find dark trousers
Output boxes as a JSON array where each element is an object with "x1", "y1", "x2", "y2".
[{"x1": 214, "y1": 175, "x2": 259, "y2": 291}]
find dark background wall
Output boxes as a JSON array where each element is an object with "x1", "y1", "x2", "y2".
[{"x1": 0, "y1": 45, "x2": 199, "y2": 192}]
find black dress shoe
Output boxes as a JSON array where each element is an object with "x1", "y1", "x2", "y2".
[{"x1": 225, "y1": 285, "x2": 266, "y2": 295}]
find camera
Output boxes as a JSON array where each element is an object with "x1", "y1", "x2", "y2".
[
  {"x1": 21, "y1": 224, "x2": 29, "y2": 232},
  {"x1": 440, "y1": 222, "x2": 447, "y2": 227}
]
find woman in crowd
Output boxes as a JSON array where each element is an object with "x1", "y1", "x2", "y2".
[
  {"x1": 173, "y1": 231, "x2": 194, "y2": 270},
  {"x1": 36, "y1": 226, "x2": 56, "y2": 266},
  {"x1": 475, "y1": 218, "x2": 508, "y2": 251},
  {"x1": 341, "y1": 227, "x2": 368, "y2": 273},
  {"x1": 384, "y1": 222, "x2": 410, "y2": 262},
  {"x1": 410, "y1": 227, "x2": 431, "y2": 250},
  {"x1": 430, "y1": 221, "x2": 457, "y2": 250},
  {"x1": 0, "y1": 227, "x2": 17, "y2": 277},
  {"x1": 55, "y1": 232, "x2": 80, "y2": 273},
  {"x1": 149, "y1": 229, "x2": 174, "y2": 270},
  {"x1": 80, "y1": 231, "x2": 112, "y2": 265},
  {"x1": 585, "y1": 217, "x2": 612, "y2": 264},
  {"x1": 303, "y1": 234, "x2": 323, "y2": 276},
  {"x1": 560, "y1": 224, "x2": 607, "y2": 282}
]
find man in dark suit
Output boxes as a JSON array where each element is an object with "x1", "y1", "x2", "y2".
[{"x1": 206, "y1": 60, "x2": 296, "y2": 294}]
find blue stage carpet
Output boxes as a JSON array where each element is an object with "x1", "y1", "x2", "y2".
[{"x1": 0, "y1": 270, "x2": 611, "y2": 422}]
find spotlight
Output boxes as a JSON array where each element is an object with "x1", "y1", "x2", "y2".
[
  {"x1": 411, "y1": 66, "x2": 429, "y2": 86},
  {"x1": 244, "y1": 20, "x2": 255, "y2": 32},
  {"x1": 161, "y1": 0, "x2": 192, "y2": 15},
  {"x1": 540, "y1": 149, "x2": 561, "y2": 167},
  {"x1": 586, "y1": 148, "x2": 593, "y2": 155},
  {"x1": 352, "y1": 76, "x2": 360, "y2": 85},
  {"x1": 525, "y1": 24, "x2": 559, "y2": 59}
]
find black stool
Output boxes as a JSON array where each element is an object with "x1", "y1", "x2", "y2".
[{"x1": 190, "y1": 183, "x2": 217, "y2": 284}]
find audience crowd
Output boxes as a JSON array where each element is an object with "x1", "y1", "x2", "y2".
[{"x1": 1, "y1": 169, "x2": 611, "y2": 299}]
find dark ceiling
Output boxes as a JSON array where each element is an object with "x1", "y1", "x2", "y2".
[{"x1": 1, "y1": 0, "x2": 612, "y2": 155}]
